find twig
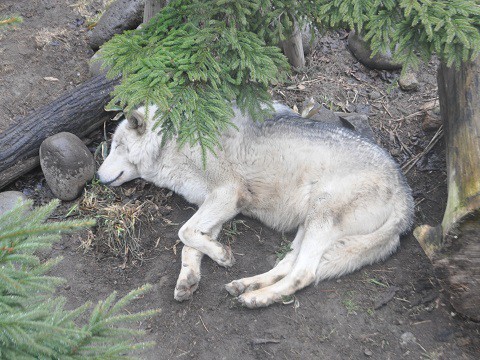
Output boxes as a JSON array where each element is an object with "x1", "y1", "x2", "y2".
[
  {"x1": 412, "y1": 320, "x2": 432, "y2": 325},
  {"x1": 394, "y1": 110, "x2": 424, "y2": 122},
  {"x1": 382, "y1": 103, "x2": 394, "y2": 118},
  {"x1": 251, "y1": 338, "x2": 281, "y2": 345},
  {"x1": 199, "y1": 315, "x2": 209, "y2": 332},
  {"x1": 401, "y1": 125, "x2": 444, "y2": 175}
]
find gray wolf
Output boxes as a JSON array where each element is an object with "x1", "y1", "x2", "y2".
[{"x1": 97, "y1": 103, "x2": 413, "y2": 308}]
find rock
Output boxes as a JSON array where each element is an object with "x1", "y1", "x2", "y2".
[
  {"x1": 400, "y1": 332, "x2": 417, "y2": 348},
  {"x1": 0, "y1": 191, "x2": 28, "y2": 216},
  {"x1": 88, "y1": 0, "x2": 145, "y2": 50},
  {"x1": 301, "y1": 23, "x2": 319, "y2": 55},
  {"x1": 40, "y1": 132, "x2": 95, "y2": 201},
  {"x1": 89, "y1": 49, "x2": 108, "y2": 77},
  {"x1": 368, "y1": 90, "x2": 382, "y2": 101},
  {"x1": 421, "y1": 107, "x2": 442, "y2": 131},
  {"x1": 364, "y1": 348, "x2": 373, "y2": 356},
  {"x1": 301, "y1": 98, "x2": 376, "y2": 142},
  {"x1": 399, "y1": 71, "x2": 420, "y2": 91},
  {"x1": 348, "y1": 31, "x2": 402, "y2": 71}
]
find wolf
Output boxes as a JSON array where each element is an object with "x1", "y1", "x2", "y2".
[{"x1": 97, "y1": 103, "x2": 413, "y2": 308}]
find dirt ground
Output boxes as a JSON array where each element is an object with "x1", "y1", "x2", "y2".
[{"x1": 1, "y1": 1, "x2": 479, "y2": 359}]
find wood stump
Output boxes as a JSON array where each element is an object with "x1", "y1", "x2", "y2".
[{"x1": 414, "y1": 59, "x2": 480, "y2": 321}]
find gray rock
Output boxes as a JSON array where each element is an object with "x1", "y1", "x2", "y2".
[
  {"x1": 301, "y1": 23, "x2": 319, "y2": 55},
  {"x1": 40, "y1": 132, "x2": 95, "y2": 201},
  {"x1": 422, "y1": 107, "x2": 442, "y2": 132},
  {"x1": 348, "y1": 31, "x2": 402, "y2": 71},
  {"x1": 302, "y1": 98, "x2": 376, "y2": 143},
  {"x1": 88, "y1": 0, "x2": 145, "y2": 50},
  {"x1": 400, "y1": 332, "x2": 417, "y2": 348},
  {"x1": 89, "y1": 49, "x2": 109, "y2": 77},
  {"x1": 0, "y1": 191, "x2": 28, "y2": 216},
  {"x1": 399, "y1": 71, "x2": 420, "y2": 91},
  {"x1": 369, "y1": 90, "x2": 382, "y2": 101}
]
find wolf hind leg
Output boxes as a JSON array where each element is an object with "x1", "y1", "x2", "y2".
[
  {"x1": 314, "y1": 215, "x2": 401, "y2": 282},
  {"x1": 225, "y1": 226, "x2": 305, "y2": 296},
  {"x1": 238, "y1": 208, "x2": 342, "y2": 308}
]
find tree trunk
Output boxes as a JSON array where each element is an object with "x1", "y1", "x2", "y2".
[
  {"x1": 281, "y1": 19, "x2": 305, "y2": 69},
  {"x1": 0, "y1": 75, "x2": 118, "y2": 189},
  {"x1": 143, "y1": 0, "x2": 167, "y2": 23},
  {"x1": 414, "y1": 59, "x2": 480, "y2": 321}
]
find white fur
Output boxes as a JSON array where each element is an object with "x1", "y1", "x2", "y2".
[{"x1": 97, "y1": 103, "x2": 413, "y2": 308}]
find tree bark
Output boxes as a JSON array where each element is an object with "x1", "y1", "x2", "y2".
[
  {"x1": 281, "y1": 19, "x2": 305, "y2": 69},
  {"x1": 0, "y1": 75, "x2": 118, "y2": 189},
  {"x1": 414, "y1": 59, "x2": 480, "y2": 321},
  {"x1": 143, "y1": 0, "x2": 167, "y2": 23}
]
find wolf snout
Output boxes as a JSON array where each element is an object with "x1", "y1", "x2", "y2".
[{"x1": 96, "y1": 171, "x2": 124, "y2": 186}]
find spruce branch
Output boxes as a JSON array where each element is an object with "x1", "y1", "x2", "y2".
[{"x1": 0, "y1": 201, "x2": 158, "y2": 359}]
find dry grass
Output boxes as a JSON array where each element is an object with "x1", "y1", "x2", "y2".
[
  {"x1": 70, "y1": 0, "x2": 116, "y2": 28},
  {"x1": 75, "y1": 181, "x2": 161, "y2": 263},
  {"x1": 35, "y1": 28, "x2": 70, "y2": 49}
]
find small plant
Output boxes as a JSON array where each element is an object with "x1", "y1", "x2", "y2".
[
  {"x1": 0, "y1": 200, "x2": 159, "y2": 359},
  {"x1": 222, "y1": 219, "x2": 248, "y2": 243},
  {"x1": 342, "y1": 290, "x2": 359, "y2": 315},
  {"x1": 368, "y1": 278, "x2": 389, "y2": 288},
  {"x1": 275, "y1": 238, "x2": 292, "y2": 260}
]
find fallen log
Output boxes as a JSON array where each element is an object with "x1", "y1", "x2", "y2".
[
  {"x1": 0, "y1": 74, "x2": 118, "y2": 189},
  {"x1": 414, "y1": 59, "x2": 480, "y2": 321}
]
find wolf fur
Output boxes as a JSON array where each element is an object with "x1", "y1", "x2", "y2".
[{"x1": 97, "y1": 103, "x2": 413, "y2": 308}]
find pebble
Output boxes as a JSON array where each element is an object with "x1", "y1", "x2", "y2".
[
  {"x1": 364, "y1": 348, "x2": 373, "y2": 356},
  {"x1": 39, "y1": 132, "x2": 95, "y2": 201},
  {"x1": 369, "y1": 90, "x2": 382, "y2": 101},
  {"x1": 400, "y1": 332, "x2": 417, "y2": 348},
  {"x1": 421, "y1": 108, "x2": 442, "y2": 131},
  {"x1": 399, "y1": 71, "x2": 420, "y2": 91},
  {"x1": 0, "y1": 191, "x2": 29, "y2": 216}
]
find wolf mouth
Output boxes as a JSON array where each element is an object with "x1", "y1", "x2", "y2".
[{"x1": 101, "y1": 171, "x2": 124, "y2": 185}]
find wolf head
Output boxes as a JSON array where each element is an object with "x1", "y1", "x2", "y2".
[{"x1": 97, "y1": 106, "x2": 161, "y2": 186}]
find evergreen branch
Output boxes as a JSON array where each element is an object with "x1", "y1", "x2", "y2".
[
  {"x1": 0, "y1": 201, "x2": 158, "y2": 359},
  {"x1": 0, "y1": 15, "x2": 23, "y2": 28}
]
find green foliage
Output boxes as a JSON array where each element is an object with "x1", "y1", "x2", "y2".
[
  {"x1": 310, "y1": 0, "x2": 480, "y2": 68},
  {"x1": 100, "y1": 0, "x2": 290, "y2": 159},
  {"x1": 0, "y1": 200, "x2": 159, "y2": 359},
  {"x1": 0, "y1": 15, "x2": 23, "y2": 28},
  {"x1": 99, "y1": 0, "x2": 480, "y2": 157}
]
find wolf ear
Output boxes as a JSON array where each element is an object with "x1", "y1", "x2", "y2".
[{"x1": 127, "y1": 110, "x2": 146, "y2": 135}]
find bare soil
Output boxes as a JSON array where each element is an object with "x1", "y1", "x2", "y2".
[{"x1": 1, "y1": 1, "x2": 479, "y2": 359}]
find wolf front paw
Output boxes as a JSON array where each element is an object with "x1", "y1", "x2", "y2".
[
  {"x1": 215, "y1": 246, "x2": 236, "y2": 268},
  {"x1": 174, "y1": 271, "x2": 200, "y2": 302}
]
